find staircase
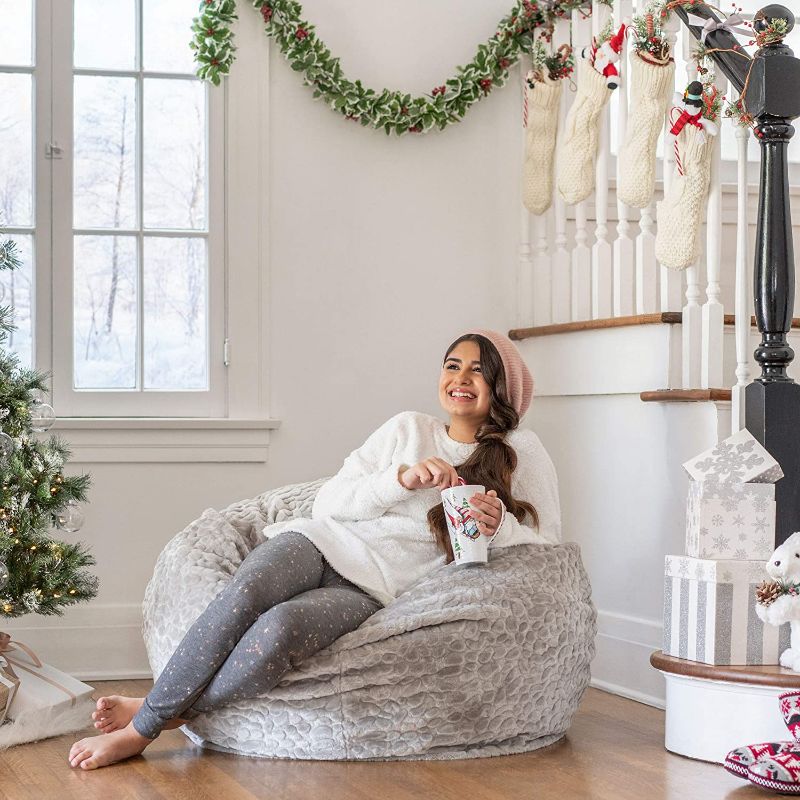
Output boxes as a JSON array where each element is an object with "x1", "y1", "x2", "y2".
[{"x1": 510, "y1": 2, "x2": 800, "y2": 724}]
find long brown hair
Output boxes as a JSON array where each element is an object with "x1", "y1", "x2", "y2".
[{"x1": 427, "y1": 333, "x2": 539, "y2": 563}]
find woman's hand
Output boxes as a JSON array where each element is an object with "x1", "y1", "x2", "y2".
[
  {"x1": 398, "y1": 458, "x2": 460, "y2": 491},
  {"x1": 469, "y1": 489, "x2": 503, "y2": 537}
]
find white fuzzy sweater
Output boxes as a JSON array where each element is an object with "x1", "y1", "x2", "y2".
[{"x1": 262, "y1": 411, "x2": 562, "y2": 607}]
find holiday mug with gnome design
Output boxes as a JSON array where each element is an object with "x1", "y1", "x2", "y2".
[{"x1": 442, "y1": 480, "x2": 488, "y2": 565}]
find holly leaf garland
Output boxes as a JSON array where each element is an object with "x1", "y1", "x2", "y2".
[{"x1": 191, "y1": 0, "x2": 611, "y2": 134}]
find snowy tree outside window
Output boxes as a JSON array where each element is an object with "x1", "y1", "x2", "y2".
[{"x1": 0, "y1": 0, "x2": 223, "y2": 413}]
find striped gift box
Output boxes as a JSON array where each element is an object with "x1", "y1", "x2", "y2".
[{"x1": 663, "y1": 555, "x2": 789, "y2": 665}]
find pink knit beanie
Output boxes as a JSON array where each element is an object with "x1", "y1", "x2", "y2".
[{"x1": 464, "y1": 329, "x2": 534, "y2": 419}]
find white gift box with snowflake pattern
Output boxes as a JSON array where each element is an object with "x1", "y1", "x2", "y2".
[
  {"x1": 682, "y1": 428, "x2": 784, "y2": 484},
  {"x1": 663, "y1": 555, "x2": 787, "y2": 665},
  {"x1": 685, "y1": 481, "x2": 775, "y2": 560}
]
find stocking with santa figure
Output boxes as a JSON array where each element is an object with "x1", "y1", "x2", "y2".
[{"x1": 556, "y1": 24, "x2": 625, "y2": 205}]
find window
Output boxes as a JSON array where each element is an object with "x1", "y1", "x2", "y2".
[{"x1": 1, "y1": 0, "x2": 226, "y2": 417}]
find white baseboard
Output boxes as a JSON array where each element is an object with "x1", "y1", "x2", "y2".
[
  {"x1": 2, "y1": 603, "x2": 151, "y2": 681},
  {"x1": 592, "y1": 609, "x2": 666, "y2": 708},
  {"x1": 590, "y1": 677, "x2": 666, "y2": 710}
]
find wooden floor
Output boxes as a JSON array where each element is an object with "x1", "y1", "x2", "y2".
[{"x1": 0, "y1": 680, "x2": 767, "y2": 800}]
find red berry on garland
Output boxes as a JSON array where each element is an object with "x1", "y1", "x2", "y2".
[
  {"x1": 401, "y1": 106, "x2": 409, "y2": 115},
  {"x1": 499, "y1": 58, "x2": 510, "y2": 69},
  {"x1": 211, "y1": 58, "x2": 220, "y2": 65},
  {"x1": 479, "y1": 78, "x2": 493, "y2": 93},
  {"x1": 409, "y1": 125, "x2": 422, "y2": 133},
  {"x1": 261, "y1": 4, "x2": 273, "y2": 22},
  {"x1": 296, "y1": 27, "x2": 308, "y2": 40},
  {"x1": 207, "y1": 28, "x2": 215, "y2": 35}
]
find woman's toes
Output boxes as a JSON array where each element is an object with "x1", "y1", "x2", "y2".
[
  {"x1": 69, "y1": 744, "x2": 89, "y2": 767},
  {"x1": 79, "y1": 757, "x2": 98, "y2": 770}
]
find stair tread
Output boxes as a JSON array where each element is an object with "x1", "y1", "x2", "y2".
[
  {"x1": 511, "y1": 314, "x2": 800, "y2": 341},
  {"x1": 640, "y1": 389, "x2": 732, "y2": 402}
]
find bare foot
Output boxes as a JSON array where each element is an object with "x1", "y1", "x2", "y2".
[
  {"x1": 69, "y1": 722, "x2": 152, "y2": 770},
  {"x1": 92, "y1": 695, "x2": 190, "y2": 733},
  {"x1": 92, "y1": 695, "x2": 143, "y2": 733}
]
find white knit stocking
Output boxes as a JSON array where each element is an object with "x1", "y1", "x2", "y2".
[
  {"x1": 556, "y1": 58, "x2": 613, "y2": 205},
  {"x1": 618, "y1": 54, "x2": 675, "y2": 208},
  {"x1": 523, "y1": 77, "x2": 562, "y2": 215},
  {"x1": 655, "y1": 125, "x2": 714, "y2": 270}
]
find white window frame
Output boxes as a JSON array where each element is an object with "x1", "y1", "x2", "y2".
[{"x1": 39, "y1": 0, "x2": 226, "y2": 417}]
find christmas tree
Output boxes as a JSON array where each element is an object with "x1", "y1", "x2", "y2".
[{"x1": 0, "y1": 230, "x2": 97, "y2": 618}]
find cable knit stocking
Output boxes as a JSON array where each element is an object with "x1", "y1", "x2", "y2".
[
  {"x1": 523, "y1": 76, "x2": 562, "y2": 215},
  {"x1": 556, "y1": 57, "x2": 613, "y2": 205},
  {"x1": 655, "y1": 124, "x2": 714, "y2": 270},
  {"x1": 618, "y1": 54, "x2": 675, "y2": 208}
]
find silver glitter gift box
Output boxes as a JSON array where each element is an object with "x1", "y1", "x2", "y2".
[
  {"x1": 663, "y1": 555, "x2": 787, "y2": 665},
  {"x1": 685, "y1": 481, "x2": 776, "y2": 560},
  {"x1": 682, "y1": 428, "x2": 784, "y2": 484}
]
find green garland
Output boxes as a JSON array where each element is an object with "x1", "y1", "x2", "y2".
[{"x1": 191, "y1": 0, "x2": 610, "y2": 136}]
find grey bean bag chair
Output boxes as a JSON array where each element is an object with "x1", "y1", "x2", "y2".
[{"x1": 142, "y1": 478, "x2": 597, "y2": 761}]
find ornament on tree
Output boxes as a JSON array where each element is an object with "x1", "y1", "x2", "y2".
[
  {"x1": 54, "y1": 500, "x2": 84, "y2": 534},
  {"x1": 522, "y1": 43, "x2": 573, "y2": 215},
  {"x1": 29, "y1": 402, "x2": 55, "y2": 433},
  {"x1": 556, "y1": 54, "x2": 613, "y2": 205},
  {"x1": 0, "y1": 433, "x2": 14, "y2": 462},
  {"x1": 655, "y1": 79, "x2": 720, "y2": 270},
  {"x1": 618, "y1": 11, "x2": 675, "y2": 208},
  {"x1": 0, "y1": 562, "x2": 7, "y2": 590}
]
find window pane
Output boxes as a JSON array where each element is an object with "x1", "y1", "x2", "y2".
[
  {"x1": 74, "y1": 76, "x2": 137, "y2": 229},
  {"x1": 143, "y1": 78, "x2": 207, "y2": 229},
  {"x1": 143, "y1": 0, "x2": 197, "y2": 74},
  {"x1": 74, "y1": 235, "x2": 138, "y2": 389},
  {"x1": 0, "y1": 74, "x2": 33, "y2": 227},
  {"x1": 74, "y1": 0, "x2": 136, "y2": 71},
  {"x1": 143, "y1": 237, "x2": 207, "y2": 389},
  {"x1": 0, "y1": 0, "x2": 33, "y2": 67},
  {"x1": 0, "y1": 234, "x2": 33, "y2": 369}
]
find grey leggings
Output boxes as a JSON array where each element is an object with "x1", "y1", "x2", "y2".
[{"x1": 132, "y1": 531, "x2": 382, "y2": 739}]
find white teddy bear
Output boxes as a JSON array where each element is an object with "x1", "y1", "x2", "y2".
[{"x1": 756, "y1": 531, "x2": 800, "y2": 672}]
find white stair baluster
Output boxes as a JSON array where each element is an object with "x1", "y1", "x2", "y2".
[
  {"x1": 683, "y1": 266, "x2": 703, "y2": 388},
  {"x1": 518, "y1": 64, "x2": 534, "y2": 327},
  {"x1": 591, "y1": 0, "x2": 613, "y2": 318},
  {"x1": 700, "y1": 75, "x2": 727, "y2": 389},
  {"x1": 533, "y1": 213, "x2": 553, "y2": 325},
  {"x1": 613, "y1": 0, "x2": 635, "y2": 316},
  {"x1": 681, "y1": 26, "x2": 703, "y2": 388},
  {"x1": 732, "y1": 113, "x2": 752, "y2": 432},
  {"x1": 636, "y1": 201, "x2": 659, "y2": 313},
  {"x1": 552, "y1": 17, "x2": 573, "y2": 323},
  {"x1": 659, "y1": 11, "x2": 682, "y2": 313},
  {"x1": 571, "y1": 7, "x2": 594, "y2": 321}
]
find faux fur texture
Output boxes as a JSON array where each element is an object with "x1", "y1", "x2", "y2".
[{"x1": 142, "y1": 479, "x2": 597, "y2": 760}]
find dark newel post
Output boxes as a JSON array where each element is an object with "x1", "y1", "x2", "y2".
[{"x1": 744, "y1": 6, "x2": 800, "y2": 546}]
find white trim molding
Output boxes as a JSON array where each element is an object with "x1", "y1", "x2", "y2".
[
  {"x1": 592, "y1": 608, "x2": 666, "y2": 708},
  {"x1": 2, "y1": 602, "x2": 151, "y2": 680},
  {"x1": 47, "y1": 417, "x2": 281, "y2": 462}
]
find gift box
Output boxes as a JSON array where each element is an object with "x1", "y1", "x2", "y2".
[
  {"x1": 685, "y1": 481, "x2": 776, "y2": 560},
  {"x1": 663, "y1": 555, "x2": 788, "y2": 665},
  {"x1": 1, "y1": 636, "x2": 94, "y2": 721},
  {"x1": 683, "y1": 428, "x2": 784, "y2": 484},
  {"x1": 0, "y1": 656, "x2": 19, "y2": 724}
]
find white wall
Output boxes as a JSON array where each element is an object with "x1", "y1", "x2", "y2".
[{"x1": 5, "y1": 1, "x2": 530, "y2": 677}]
